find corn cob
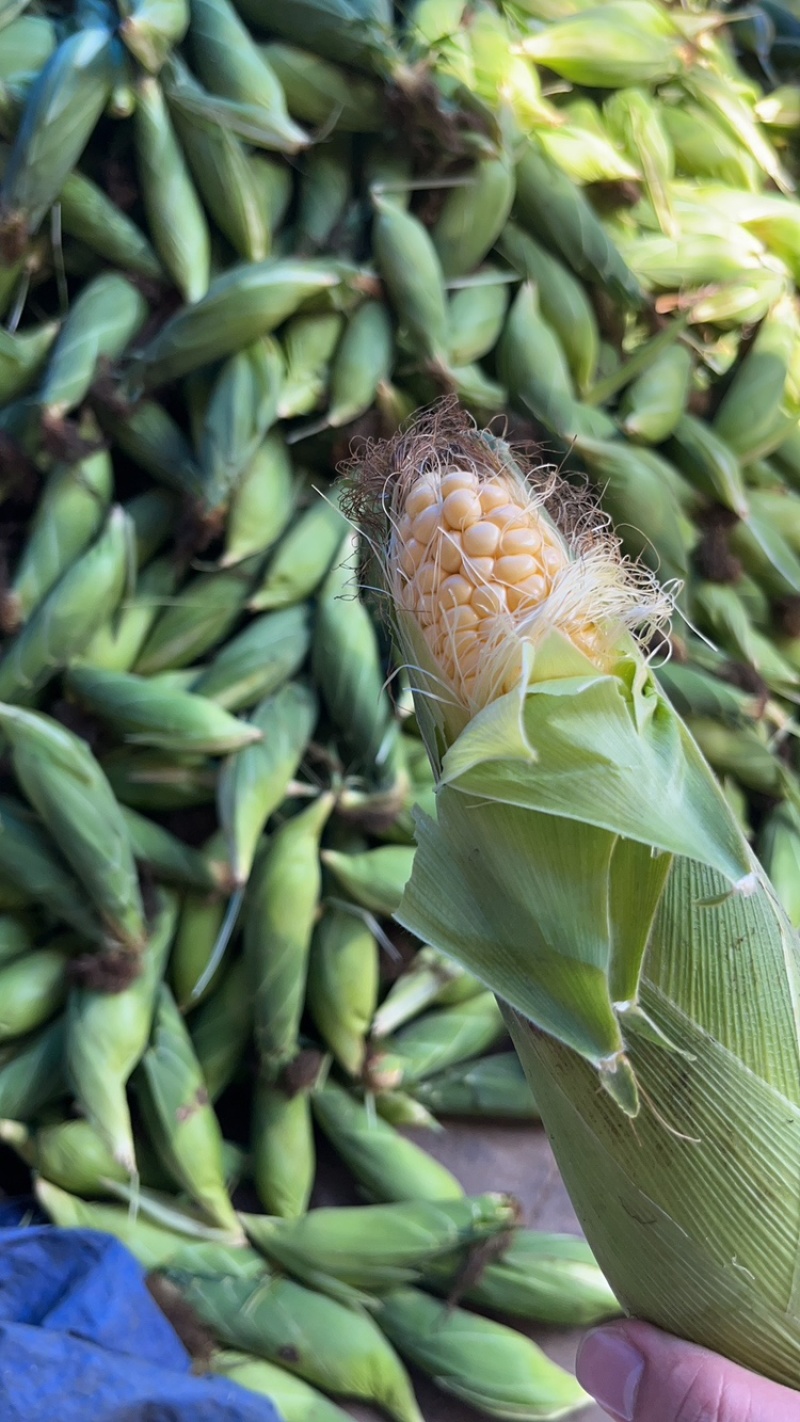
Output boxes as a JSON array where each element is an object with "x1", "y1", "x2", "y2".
[
  {"x1": 211, "y1": 1352, "x2": 354, "y2": 1422},
  {"x1": 312, "y1": 1080, "x2": 464, "y2": 1201},
  {"x1": 378, "y1": 1286, "x2": 588, "y2": 1419},
  {"x1": 413, "y1": 1052, "x2": 540, "y2": 1120}
]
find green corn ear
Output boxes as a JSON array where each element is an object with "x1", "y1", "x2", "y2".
[
  {"x1": 378, "y1": 1286, "x2": 588, "y2": 1418},
  {"x1": 0, "y1": 15, "x2": 57, "y2": 81},
  {"x1": 413, "y1": 1052, "x2": 540, "y2": 1120},
  {"x1": 0, "y1": 794, "x2": 104, "y2": 942},
  {"x1": 665, "y1": 413, "x2": 749, "y2": 520},
  {"x1": 169, "y1": 889, "x2": 227, "y2": 1010},
  {"x1": 3, "y1": 438, "x2": 113, "y2": 632},
  {"x1": 121, "y1": 805, "x2": 224, "y2": 892},
  {"x1": 0, "y1": 701, "x2": 147, "y2": 954},
  {"x1": 26, "y1": 1117, "x2": 129, "y2": 1196},
  {"x1": 618, "y1": 343, "x2": 692, "y2": 444},
  {"x1": 662, "y1": 102, "x2": 759, "y2": 190},
  {"x1": 245, "y1": 792, "x2": 333, "y2": 1075},
  {"x1": 37, "y1": 271, "x2": 147, "y2": 420},
  {"x1": 603, "y1": 86, "x2": 676, "y2": 236},
  {"x1": 36, "y1": 1178, "x2": 260, "y2": 1271},
  {"x1": 164, "y1": 59, "x2": 269, "y2": 262},
  {"x1": 232, "y1": 0, "x2": 395, "y2": 73},
  {"x1": 211, "y1": 1352, "x2": 354, "y2": 1422},
  {"x1": 133, "y1": 74, "x2": 210, "y2": 302},
  {"x1": 217, "y1": 680, "x2": 318, "y2": 886},
  {"x1": 242, "y1": 1193, "x2": 517, "y2": 1295},
  {"x1": 119, "y1": 0, "x2": 189, "y2": 72},
  {"x1": 0, "y1": 945, "x2": 67, "y2": 1040},
  {"x1": 446, "y1": 280, "x2": 509, "y2": 370},
  {"x1": 0, "y1": 1016, "x2": 67, "y2": 1119},
  {"x1": 134, "y1": 982, "x2": 242, "y2": 1234},
  {"x1": 197, "y1": 337, "x2": 283, "y2": 520},
  {"x1": 252, "y1": 1074, "x2": 317, "y2": 1218},
  {"x1": 133, "y1": 259, "x2": 341, "y2": 390},
  {"x1": 321, "y1": 845, "x2": 415, "y2": 917},
  {"x1": 312, "y1": 1081, "x2": 464, "y2": 1202},
  {"x1": 222, "y1": 431, "x2": 296, "y2": 566},
  {"x1": 0, "y1": 319, "x2": 57, "y2": 402},
  {"x1": 0, "y1": 912, "x2": 34, "y2": 967},
  {"x1": 0, "y1": 504, "x2": 131, "y2": 704},
  {"x1": 93, "y1": 396, "x2": 205, "y2": 506},
  {"x1": 0, "y1": 24, "x2": 116, "y2": 242},
  {"x1": 135, "y1": 555, "x2": 262, "y2": 674},
  {"x1": 426, "y1": 1228, "x2": 621, "y2": 1328},
  {"x1": 713, "y1": 298, "x2": 798, "y2": 460},
  {"x1": 519, "y1": 0, "x2": 682, "y2": 86},
  {"x1": 514, "y1": 144, "x2": 643, "y2": 307},
  {"x1": 370, "y1": 992, "x2": 506, "y2": 1090},
  {"x1": 371, "y1": 193, "x2": 449, "y2": 367},
  {"x1": 297, "y1": 133, "x2": 352, "y2": 254},
  {"x1": 192, "y1": 604, "x2": 312, "y2": 713},
  {"x1": 77, "y1": 555, "x2": 182, "y2": 675},
  {"x1": 187, "y1": 0, "x2": 309, "y2": 152},
  {"x1": 306, "y1": 905, "x2": 379, "y2": 1076},
  {"x1": 66, "y1": 890, "x2": 177, "y2": 1172},
  {"x1": 497, "y1": 225, "x2": 598, "y2": 394},
  {"x1": 189, "y1": 955, "x2": 252, "y2": 1100},
  {"x1": 312, "y1": 531, "x2": 395, "y2": 772},
  {"x1": 278, "y1": 312, "x2": 344, "y2": 419},
  {"x1": 248, "y1": 493, "x2": 348, "y2": 611},
  {"x1": 321, "y1": 299, "x2": 393, "y2": 430},
  {"x1": 372, "y1": 945, "x2": 482, "y2": 1038},
  {"x1": 432, "y1": 151, "x2": 515, "y2": 278},
  {"x1": 260, "y1": 41, "x2": 385, "y2": 130}
]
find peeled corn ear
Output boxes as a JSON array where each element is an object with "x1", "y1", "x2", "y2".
[{"x1": 342, "y1": 400, "x2": 800, "y2": 1385}]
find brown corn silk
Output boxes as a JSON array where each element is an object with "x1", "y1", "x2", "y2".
[{"x1": 343, "y1": 401, "x2": 800, "y2": 1387}]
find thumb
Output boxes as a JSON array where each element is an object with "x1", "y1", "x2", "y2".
[{"x1": 576, "y1": 1320, "x2": 800, "y2": 1422}]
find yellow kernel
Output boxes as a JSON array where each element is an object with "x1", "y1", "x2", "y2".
[
  {"x1": 495, "y1": 554, "x2": 537, "y2": 585},
  {"x1": 499, "y1": 525, "x2": 542, "y2": 558},
  {"x1": 463, "y1": 555, "x2": 495, "y2": 585},
  {"x1": 472, "y1": 585, "x2": 508, "y2": 618},
  {"x1": 507, "y1": 574, "x2": 548, "y2": 611},
  {"x1": 440, "y1": 468, "x2": 478, "y2": 498},
  {"x1": 479, "y1": 481, "x2": 510, "y2": 513},
  {"x1": 405, "y1": 481, "x2": 437, "y2": 518},
  {"x1": 416, "y1": 561, "x2": 438, "y2": 596},
  {"x1": 439, "y1": 532, "x2": 464, "y2": 574},
  {"x1": 462, "y1": 521, "x2": 501, "y2": 558},
  {"x1": 413, "y1": 504, "x2": 442, "y2": 546},
  {"x1": 486, "y1": 504, "x2": 526, "y2": 530},
  {"x1": 442, "y1": 603, "x2": 479, "y2": 633},
  {"x1": 443, "y1": 489, "x2": 482, "y2": 532},
  {"x1": 438, "y1": 574, "x2": 473, "y2": 607},
  {"x1": 543, "y1": 543, "x2": 565, "y2": 576},
  {"x1": 398, "y1": 512, "x2": 414, "y2": 542},
  {"x1": 399, "y1": 537, "x2": 424, "y2": 576}
]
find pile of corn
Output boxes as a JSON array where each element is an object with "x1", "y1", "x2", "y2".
[{"x1": 3, "y1": 0, "x2": 800, "y2": 1413}]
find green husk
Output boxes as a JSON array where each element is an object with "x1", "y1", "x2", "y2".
[{"x1": 169, "y1": 1269, "x2": 424, "y2": 1422}]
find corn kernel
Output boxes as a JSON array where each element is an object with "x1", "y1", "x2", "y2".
[
  {"x1": 405, "y1": 481, "x2": 437, "y2": 518},
  {"x1": 440, "y1": 468, "x2": 478, "y2": 498},
  {"x1": 439, "y1": 532, "x2": 464, "y2": 574},
  {"x1": 439, "y1": 574, "x2": 473, "y2": 607},
  {"x1": 413, "y1": 505, "x2": 442, "y2": 546},
  {"x1": 463, "y1": 521, "x2": 501, "y2": 558},
  {"x1": 473, "y1": 585, "x2": 508, "y2": 617},
  {"x1": 495, "y1": 554, "x2": 538, "y2": 585},
  {"x1": 443, "y1": 489, "x2": 482, "y2": 531}
]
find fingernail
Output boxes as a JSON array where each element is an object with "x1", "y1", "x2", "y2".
[{"x1": 576, "y1": 1328, "x2": 644, "y2": 1421}]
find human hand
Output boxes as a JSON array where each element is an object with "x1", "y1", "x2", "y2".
[{"x1": 576, "y1": 1320, "x2": 800, "y2": 1421}]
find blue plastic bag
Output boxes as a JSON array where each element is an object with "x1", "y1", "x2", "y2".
[{"x1": 0, "y1": 1200, "x2": 281, "y2": 1422}]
